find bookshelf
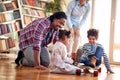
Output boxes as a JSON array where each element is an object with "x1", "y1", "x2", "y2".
[
  {"x1": 0, "y1": 0, "x2": 22, "y2": 34},
  {"x1": 0, "y1": 0, "x2": 22, "y2": 52},
  {"x1": 0, "y1": 0, "x2": 48, "y2": 52},
  {"x1": 18, "y1": 0, "x2": 47, "y2": 28}
]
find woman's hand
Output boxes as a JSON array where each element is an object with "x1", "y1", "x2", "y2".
[{"x1": 69, "y1": 28, "x2": 74, "y2": 37}]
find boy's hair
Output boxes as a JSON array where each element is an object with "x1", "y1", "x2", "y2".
[
  {"x1": 50, "y1": 11, "x2": 67, "y2": 22},
  {"x1": 58, "y1": 29, "x2": 71, "y2": 39},
  {"x1": 87, "y1": 28, "x2": 99, "y2": 40}
]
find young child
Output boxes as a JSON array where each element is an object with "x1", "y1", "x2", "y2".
[
  {"x1": 77, "y1": 28, "x2": 114, "y2": 73},
  {"x1": 50, "y1": 29, "x2": 81, "y2": 75}
]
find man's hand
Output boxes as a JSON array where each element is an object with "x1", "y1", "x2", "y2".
[
  {"x1": 34, "y1": 65, "x2": 48, "y2": 70},
  {"x1": 107, "y1": 70, "x2": 114, "y2": 74}
]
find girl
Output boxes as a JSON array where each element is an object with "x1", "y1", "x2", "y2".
[{"x1": 50, "y1": 30, "x2": 81, "y2": 75}]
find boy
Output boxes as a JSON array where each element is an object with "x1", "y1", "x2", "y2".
[{"x1": 77, "y1": 28, "x2": 114, "y2": 73}]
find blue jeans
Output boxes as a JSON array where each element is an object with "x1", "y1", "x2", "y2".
[{"x1": 78, "y1": 46, "x2": 103, "y2": 67}]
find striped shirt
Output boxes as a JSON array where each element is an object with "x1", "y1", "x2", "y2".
[
  {"x1": 81, "y1": 43, "x2": 111, "y2": 70},
  {"x1": 19, "y1": 18, "x2": 58, "y2": 53}
]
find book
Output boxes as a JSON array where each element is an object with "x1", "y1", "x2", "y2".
[
  {"x1": 12, "y1": 1, "x2": 18, "y2": 9},
  {"x1": 6, "y1": 37, "x2": 15, "y2": 48},
  {"x1": 37, "y1": 10, "x2": 45, "y2": 17},
  {"x1": 0, "y1": 3, "x2": 5, "y2": 12},
  {"x1": 24, "y1": 16, "x2": 32, "y2": 26},
  {"x1": 13, "y1": 10, "x2": 20, "y2": 19},
  {"x1": 4, "y1": 2, "x2": 15, "y2": 11},
  {"x1": 0, "y1": 14, "x2": 6, "y2": 22},
  {"x1": 0, "y1": 39, "x2": 7, "y2": 51},
  {"x1": 26, "y1": 0, "x2": 36, "y2": 6},
  {"x1": 0, "y1": 24, "x2": 2, "y2": 35},
  {"x1": 5, "y1": 13, "x2": 14, "y2": 21},
  {"x1": 21, "y1": 0, "x2": 27, "y2": 5}
]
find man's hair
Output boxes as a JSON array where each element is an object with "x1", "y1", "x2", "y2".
[
  {"x1": 58, "y1": 29, "x2": 71, "y2": 39},
  {"x1": 49, "y1": 11, "x2": 67, "y2": 22},
  {"x1": 87, "y1": 28, "x2": 99, "y2": 40}
]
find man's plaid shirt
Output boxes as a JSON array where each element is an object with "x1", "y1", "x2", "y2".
[{"x1": 19, "y1": 18, "x2": 58, "y2": 53}]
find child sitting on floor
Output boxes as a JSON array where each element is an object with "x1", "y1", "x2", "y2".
[
  {"x1": 50, "y1": 29, "x2": 81, "y2": 75},
  {"x1": 77, "y1": 28, "x2": 114, "y2": 73}
]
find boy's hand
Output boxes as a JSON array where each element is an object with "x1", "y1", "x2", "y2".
[{"x1": 107, "y1": 70, "x2": 114, "y2": 74}]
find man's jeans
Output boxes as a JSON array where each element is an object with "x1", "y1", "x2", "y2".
[{"x1": 22, "y1": 46, "x2": 50, "y2": 67}]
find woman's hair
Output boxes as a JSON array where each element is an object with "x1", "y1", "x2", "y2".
[
  {"x1": 58, "y1": 29, "x2": 71, "y2": 39},
  {"x1": 87, "y1": 28, "x2": 99, "y2": 40},
  {"x1": 49, "y1": 11, "x2": 67, "y2": 22}
]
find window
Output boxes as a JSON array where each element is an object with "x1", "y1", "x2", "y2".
[{"x1": 92, "y1": 0, "x2": 112, "y2": 57}]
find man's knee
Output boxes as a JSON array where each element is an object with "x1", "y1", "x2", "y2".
[{"x1": 41, "y1": 60, "x2": 50, "y2": 67}]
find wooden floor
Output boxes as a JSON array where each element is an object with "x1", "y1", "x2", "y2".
[{"x1": 0, "y1": 53, "x2": 120, "y2": 80}]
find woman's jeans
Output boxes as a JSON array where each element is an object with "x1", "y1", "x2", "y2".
[
  {"x1": 22, "y1": 46, "x2": 50, "y2": 67},
  {"x1": 77, "y1": 46, "x2": 103, "y2": 67}
]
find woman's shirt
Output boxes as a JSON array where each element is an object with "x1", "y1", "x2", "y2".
[{"x1": 66, "y1": 0, "x2": 90, "y2": 29}]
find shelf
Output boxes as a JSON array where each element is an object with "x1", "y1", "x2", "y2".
[
  {"x1": 23, "y1": 14, "x2": 42, "y2": 18},
  {"x1": 39, "y1": 0, "x2": 49, "y2": 3},
  {"x1": 1, "y1": 18, "x2": 21, "y2": 24},
  {"x1": 22, "y1": 4, "x2": 46, "y2": 11},
  {"x1": 0, "y1": 9, "x2": 19, "y2": 14},
  {"x1": 2, "y1": 0, "x2": 13, "y2": 4}
]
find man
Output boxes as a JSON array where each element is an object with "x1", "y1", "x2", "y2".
[{"x1": 15, "y1": 12, "x2": 67, "y2": 70}]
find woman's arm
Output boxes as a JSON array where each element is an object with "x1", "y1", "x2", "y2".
[
  {"x1": 66, "y1": 1, "x2": 75, "y2": 28},
  {"x1": 78, "y1": 3, "x2": 90, "y2": 28}
]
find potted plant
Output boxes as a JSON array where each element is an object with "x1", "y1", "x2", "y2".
[{"x1": 46, "y1": 0, "x2": 62, "y2": 16}]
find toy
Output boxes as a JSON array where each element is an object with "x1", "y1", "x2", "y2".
[{"x1": 77, "y1": 63, "x2": 101, "y2": 77}]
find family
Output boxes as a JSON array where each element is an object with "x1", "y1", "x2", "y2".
[{"x1": 15, "y1": 0, "x2": 114, "y2": 75}]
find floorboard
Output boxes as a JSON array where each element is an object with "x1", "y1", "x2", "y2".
[{"x1": 0, "y1": 53, "x2": 120, "y2": 80}]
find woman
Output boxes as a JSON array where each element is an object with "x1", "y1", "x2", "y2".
[{"x1": 66, "y1": 0, "x2": 90, "y2": 61}]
